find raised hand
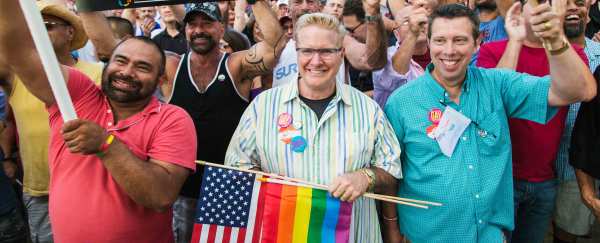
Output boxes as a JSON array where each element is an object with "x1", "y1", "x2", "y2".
[
  {"x1": 529, "y1": 2, "x2": 565, "y2": 44},
  {"x1": 505, "y1": 2, "x2": 527, "y2": 42},
  {"x1": 407, "y1": 7, "x2": 429, "y2": 36},
  {"x1": 141, "y1": 17, "x2": 156, "y2": 37}
]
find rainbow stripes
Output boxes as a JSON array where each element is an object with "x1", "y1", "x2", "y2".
[{"x1": 260, "y1": 183, "x2": 352, "y2": 243}]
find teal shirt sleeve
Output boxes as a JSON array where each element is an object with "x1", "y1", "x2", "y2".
[{"x1": 494, "y1": 69, "x2": 558, "y2": 124}]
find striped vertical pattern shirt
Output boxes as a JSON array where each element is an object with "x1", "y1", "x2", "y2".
[
  {"x1": 225, "y1": 80, "x2": 403, "y2": 243},
  {"x1": 555, "y1": 38, "x2": 600, "y2": 181}
]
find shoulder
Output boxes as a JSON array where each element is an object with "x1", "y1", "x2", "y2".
[{"x1": 75, "y1": 61, "x2": 104, "y2": 84}]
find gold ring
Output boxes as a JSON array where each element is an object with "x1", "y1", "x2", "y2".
[{"x1": 544, "y1": 22, "x2": 552, "y2": 30}]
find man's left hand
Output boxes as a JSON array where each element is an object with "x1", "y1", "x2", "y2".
[
  {"x1": 61, "y1": 119, "x2": 108, "y2": 155},
  {"x1": 529, "y1": 1, "x2": 564, "y2": 44},
  {"x1": 328, "y1": 170, "x2": 370, "y2": 202}
]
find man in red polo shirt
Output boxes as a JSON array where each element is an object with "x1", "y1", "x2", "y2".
[
  {"x1": 477, "y1": 1, "x2": 588, "y2": 242},
  {"x1": 0, "y1": 1, "x2": 197, "y2": 242}
]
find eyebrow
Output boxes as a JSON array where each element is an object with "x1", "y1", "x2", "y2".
[{"x1": 114, "y1": 54, "x2": 154, "y2": 69}]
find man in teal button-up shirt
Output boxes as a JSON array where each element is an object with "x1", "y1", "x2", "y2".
[{"x1": 384, "y1": 3, "x2": 597, "y2": 242}]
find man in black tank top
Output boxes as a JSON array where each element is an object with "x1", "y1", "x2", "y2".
[{"x1": 162, "y1": 2, "x2": 287, "y2": 242}]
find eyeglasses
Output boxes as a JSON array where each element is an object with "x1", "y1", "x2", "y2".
[
  {"x1": 296, "y1": 48, "x2": 342, "y2": 59},
  {"x1": 44, "y1": 21, "x2": 68, "y2": 31},
  {"x1": 345, "y1": 21, "x2": 364, "y2": 34}
]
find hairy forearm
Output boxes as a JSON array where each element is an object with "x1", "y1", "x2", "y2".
[
  {"x1": 100, "y1": 138, "x2": 187, "y2": 212},
  {"x1": 79, "y1": 12, "x2": 118, "y2": 62},
  {"x1": 252, "y1": 1, "x2": 283, "y2": 49},
  {"x1": 549, "y1": 48, "x2": 597, "y2": 104},
  {"x1": 364, "y1": 17, "x2": 388, "y2": 70},
  {"x1": 495, "y1": 40, "x2": 522, "y2": 70},
  {"x1": 392, "y1": 34, "x2": 417, "y2": 74}
]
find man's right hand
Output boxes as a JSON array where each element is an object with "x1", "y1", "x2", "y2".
[
  {"x1": 141, "y1": 18, "x2": 156, "y2": 37},
  {"x1": 582, "y1": 192, "x2": 600, "y2": 220},
  {"x1": 407, "y1": 7, "x2": 428, "y2": 37}
]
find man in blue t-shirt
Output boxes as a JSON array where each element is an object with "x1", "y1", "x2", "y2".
[{"x1": 471, "y1": 0, "x2": 512, "y2": 64}]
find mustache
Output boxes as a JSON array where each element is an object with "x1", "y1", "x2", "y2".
[
  {"x1": 108, "y1": 73, "x2": 141, "y2": 88},
  {"x1": 190, "y1": 33, "x2": 213, "y2": 42}
]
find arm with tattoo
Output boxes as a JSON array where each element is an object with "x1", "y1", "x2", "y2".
[{"x1": 229, "y1": 0, "x2": 285, "y2": 81}]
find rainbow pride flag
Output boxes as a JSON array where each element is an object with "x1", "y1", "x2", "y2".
[{"x1": 260, "y1": 183, "x2": 353, "y2": 243}]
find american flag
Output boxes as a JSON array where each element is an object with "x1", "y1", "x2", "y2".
[{"x1": 190, "y1": 166, "x2": 265, "y2": 243}]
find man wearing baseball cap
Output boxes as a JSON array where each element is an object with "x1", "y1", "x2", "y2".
[
  {"x1": 165, "y1": 1, "x2": 285, "y2": 242},
  {"x1": 0, "y1": 1, "x2": 102, "y2": 242}
]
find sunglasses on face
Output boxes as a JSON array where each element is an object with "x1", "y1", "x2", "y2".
[
  {"x1": 44, "y1": 21, "x2": 68, "y2": 31},
  {"x1": 345, "y1": 21, "x2": 364, "y2": 34}
]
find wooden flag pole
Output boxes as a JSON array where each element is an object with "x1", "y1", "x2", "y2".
[
  {"x1": 18, "y1": 0, "x2": 77, "y2": 121},
  {"x1": 259, "y1": 177, "x2": 429, "y2": 209},
  {"x1": 196, "y1": 160, "x2": 442, "y2": 209}
]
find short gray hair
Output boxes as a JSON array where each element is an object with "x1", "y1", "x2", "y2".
[{"x1": 294, "y1": 13, "x2": 346, "y2": 47}]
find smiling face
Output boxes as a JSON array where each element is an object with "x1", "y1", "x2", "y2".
[
  {"x1": 102, "y1": 39, "x2": 163, "y2": 103},
  {"x1": 296, "y1": 25, "x2": 344, "y2": 91},
  {"x1": 563, "y1": 0, "x2": 587, "y2": 38},
  {"x1": 185, "y1": 13, "x2": 224, "y2": 54},
  {"x1": 428, "y1": 17, "x2": 479, "y2": 88}
]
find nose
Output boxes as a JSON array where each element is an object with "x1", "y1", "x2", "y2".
[
  {"x1": 308, "y1": 52, "x2": 324, "y2": 65},
  {"x1": 300, "y1": 1, "x2": 309, "y2": 10}
]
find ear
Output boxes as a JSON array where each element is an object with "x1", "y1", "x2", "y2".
[{"x1": 66, "y1": 26, "x2": 75, "y2": 43}]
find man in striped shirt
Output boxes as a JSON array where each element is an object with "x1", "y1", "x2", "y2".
[{"x1": 225, "y1": 13, "x2": 403, "y2": 243}]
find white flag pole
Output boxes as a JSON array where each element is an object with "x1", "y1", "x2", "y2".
[{"x1": 18, "y1": 0, "x2": 78, "y2": 121}]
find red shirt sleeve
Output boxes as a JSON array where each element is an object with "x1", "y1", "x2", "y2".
[
  {"x1": 48, "y1": 67, "x2": 102, "y2": 123},
  {"x1": 147, "y1": 105, "x2": 198, "y2": 171}
]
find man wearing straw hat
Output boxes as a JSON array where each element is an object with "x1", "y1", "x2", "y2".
[
  {"x1": 226, "y1": 12, "x2": 404, "y2": 243},
  {"x1": 0, "y1": 0, "x2": 198, "y2": 242},
  {"x1": 0, "y1": 1, "x2": 102, "y2": 242}
]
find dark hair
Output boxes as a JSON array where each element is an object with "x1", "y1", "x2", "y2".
[
  {"x1": 342, "y1": 0, "x2": 365, "y2": 21},
  {"x1": 223, "y1": 28, "x2": 251, "y2": 52},
  {"x1": 428, "y1": 4, "x2": 480, "y2": 42},
  {"x1": 106, "y1": 16, "x2": 134, "y2": 40},
  {"x1": 111, "y1": 36, "x2": 166, "y2": 77}
]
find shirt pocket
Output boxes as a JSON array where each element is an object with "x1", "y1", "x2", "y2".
[{"x1": 476, "y1": 110, "x2": 508, "y2": 155}]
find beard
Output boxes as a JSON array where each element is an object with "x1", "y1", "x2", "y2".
[
  {"x1": 476, "y1": 0, "x2": 497, "y2": 11},
  {"x1": 101, "y1": 69, "x2": 155, "y2": 103},
  {"x1": 564, "y1": 21, "x2": 585, "y2": 39},
  {"x1": 189, "y1": 32, "x2": 217, "y2": 54}
]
